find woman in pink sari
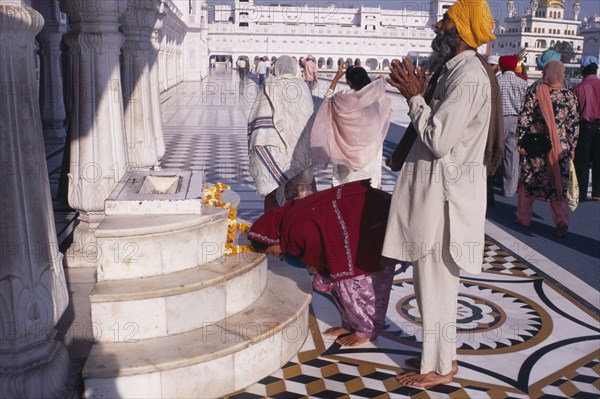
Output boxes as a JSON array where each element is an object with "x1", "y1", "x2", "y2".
[
  {"x1": 311, "y1": 62, "x2": 392, "y2": 188},
  {"x1": 248, "y1": 180, "x2": 396, "y2": 347},
  {"x1": 515, "y1": 61, "x2": 579, "y2": 236}
]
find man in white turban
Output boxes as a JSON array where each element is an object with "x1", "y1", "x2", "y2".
[{"x1": 384, "y1": 0, "x2": 499, "y2": 388}]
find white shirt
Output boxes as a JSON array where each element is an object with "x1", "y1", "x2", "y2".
[{"x1": 257, "y1": 61, "x2": 268, "y2": 74}]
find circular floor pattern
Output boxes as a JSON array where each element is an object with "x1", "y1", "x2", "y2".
[{"x1": 392, "y1": 279, "x2": 553, "y2": 354}]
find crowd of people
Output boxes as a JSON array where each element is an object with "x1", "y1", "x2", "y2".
[
  {"x1": 234, "y1": 54, "x2": 320, "y2": 88},
  {"x1": 241, "y1": 0, "x2": 598, "y2": 390},
  {"x1": 489, "y1": 49, "x2": 599, "y2": 237}
]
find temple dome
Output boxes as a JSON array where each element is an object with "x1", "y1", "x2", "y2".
[{"x1": 539, "y1": 0, "x2": 564, "y2": 9}]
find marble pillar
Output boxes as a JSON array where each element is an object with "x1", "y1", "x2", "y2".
[
  {"x1": 32, "y1": 0, "x2": 68, "y2": 142},
  {"x1": 159, "y1": 35, "x2": 167, "y2": 92},
  {"x1": 0, "y1": 1, "x2": 69, "y2": 397},
  {"x1": 167, "y1": 44, "x2": 174, "y2": 89},
  {"x1": 200, "y1": 3, "x2": 210, "y2": 80},
  {"x1": 120, "y1": 0, "x2": 164, "y2": 169},
  {"x1": 61, "y1": 0, "x2": 128, "y2": 265},
  {"x1": 150, "y1": 1, "x2": 166, "y2": 159}
]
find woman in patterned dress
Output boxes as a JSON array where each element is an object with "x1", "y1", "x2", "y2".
[{"x1": 515, "y1": 61, "x2": 579, "y2": 236}]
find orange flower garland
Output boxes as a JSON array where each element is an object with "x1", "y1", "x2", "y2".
[{"x1": 203, "y1": 183, "x2": 253, "y2": 256}]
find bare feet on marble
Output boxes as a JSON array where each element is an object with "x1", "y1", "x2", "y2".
[
  {"x1": 404, "y1": 358, "x2": 458, "y2": 376},
  {"x1": 397, "y1": 360, "x2": 458, "y2": 388},
  {"x1": 335, "y1": 332, "x2": 369, "y2": 347},
  {"x1": 323, "y1": 327, "x2": 370, "y2": 347},
  {"x1": 322, "y1": 327, "x2": 350, "y2": 336}
]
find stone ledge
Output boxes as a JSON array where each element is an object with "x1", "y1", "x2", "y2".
[
  {"x1": 82, "y1": 269, "x2": 311, "y2": 379},
  {"x1": 90, "y1": 252, "x2": 265, "y2": 302},
  {"x1": 95, "y1": 208, "x2": 228, "y2": 238}
]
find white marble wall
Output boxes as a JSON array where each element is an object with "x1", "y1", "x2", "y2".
[{"x1": 158, "y1": 0, "x2": 186, "y2": 92}]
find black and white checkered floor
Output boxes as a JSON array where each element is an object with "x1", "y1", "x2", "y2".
[{"x1": 159, "y1": 75, "x2": 599, "y2": 398}]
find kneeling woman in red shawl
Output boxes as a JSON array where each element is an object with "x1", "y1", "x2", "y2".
[{"x1": 248, "y1": 180, "x2": 395, "y2": 346}]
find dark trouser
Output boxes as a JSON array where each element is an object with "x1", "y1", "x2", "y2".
[
  {"x1": 259, "y1": 74, "x2": 265, "y2": 86},
  {"x1": 238, "y1": 68, "x2": 245, "y2": 80},
  {"x1": 574, "y1": 120, "x2": 600, "y2": 200},
  {"x1": 501, "y1": 115, "x2": 519, "y2": 197}
]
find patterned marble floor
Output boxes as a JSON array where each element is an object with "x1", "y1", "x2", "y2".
[{"x1": 159, "y1": 73, "x2": 599, "y2": 398}]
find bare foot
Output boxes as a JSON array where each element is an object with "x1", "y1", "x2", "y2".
[
  {"x1": 395, "y1": 370, "x2": 454, "y2": 388},
  {"x1": 404, "y1": 358, "x2": 458, "y2": 376},
  {"x1": 323, "y1": 327, "x2": 351, "y2": 336},
  {"x1": 335, "y1": 332, "x2": 369, "y2": 347}
]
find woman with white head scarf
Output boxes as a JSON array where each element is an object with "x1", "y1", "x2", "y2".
[{"x1": 248, "y1": 55, "x2": 315, "y2": 209}]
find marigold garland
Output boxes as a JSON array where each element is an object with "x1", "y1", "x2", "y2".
[{"x1": 203, "y1": 183, "x2": 253, "y2": 256}]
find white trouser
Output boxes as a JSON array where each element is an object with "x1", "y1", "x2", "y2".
[{"x1": 412, "y1": 202, "x2": 461, "y2": 375}]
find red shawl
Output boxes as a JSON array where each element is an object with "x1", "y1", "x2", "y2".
[{"x1": 248, "y1": 180, "x2": 391, "y2": 282}]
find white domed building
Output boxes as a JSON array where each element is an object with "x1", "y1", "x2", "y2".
[{"x1": 492, "y1": 0, "x2": 584, "y2": 79}]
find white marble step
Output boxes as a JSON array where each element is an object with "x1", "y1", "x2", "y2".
[
  {"x1": 89, "y1": 253, "x2": 267, "y2": 342},
  {"x1": 94, "y1": 208, "x2": 230, "y2": 281},
  {"x1": 83, "y1": 267, "x2": 312, "y2": 399}
]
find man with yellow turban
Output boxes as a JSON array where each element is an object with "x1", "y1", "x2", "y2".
[{"x1": 384, "y1": 0, "x2": 502, "y2": 389}]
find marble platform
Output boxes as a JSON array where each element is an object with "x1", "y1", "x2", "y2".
[{"x1": 81, "y1": 158, "x2": 312, "y2": 396}]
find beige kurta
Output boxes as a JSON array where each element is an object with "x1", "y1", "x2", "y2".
[{"x1": 382, "y1": 50, "x2": 491, "y2": 275}]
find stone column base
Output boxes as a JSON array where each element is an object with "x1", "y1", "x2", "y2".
[{"x1": 0, "y1": 332, "x2": 69, "y2": 399}]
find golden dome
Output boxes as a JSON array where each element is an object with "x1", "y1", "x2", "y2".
[{"x1": 539, "y1": 0, "x2": 564, "y2": 9}]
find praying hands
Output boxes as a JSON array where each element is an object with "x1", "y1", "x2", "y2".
[{"x1": 386, "y1": 57, "x2": 427, "y2": 101}]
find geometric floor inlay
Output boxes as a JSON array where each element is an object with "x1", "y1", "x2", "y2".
[{"x1": 225, "y1": 237, "x2": 599, "y2": 399}]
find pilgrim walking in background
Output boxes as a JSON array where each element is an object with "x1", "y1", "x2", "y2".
[
  {"x1": 248, "y1": 180, "x2": 395, "y2": 347},
  {"x1": 515, "y1": 60, "x2": 579, "y2": 237},
  {"x1": 237, "y1": 58, "x2": 247, "y2": 80},
  {"x1": 485, "y1": 54, "x2": 502, "y2": 208},
  {"x1": 497, "y1": 55, "x2": 528, "y2": 197},
  {"x1": 256, "y1": 57, "x2": 269, "y2": 86},
  {"x1": 571, "y1": 55, "x2": 600, "y2": 201},
  {"x1": 383, "y1": 0, "x2": 503, "y2": 388},
  {"x1": 302, "y1": 55, "x2": 318, "y2": 91},
  {"x1": 311, "y1": 62, "x2": 392, "y2": 188},
  {"x1": 247, "y1": 56, "x2": 315, "y2": 210},
  {"x1": 487, "y1": 55, "x2": 501, "y2": 77},
  {"x1": 536, "y1": 49, "x2": 572, "y2": 89}
]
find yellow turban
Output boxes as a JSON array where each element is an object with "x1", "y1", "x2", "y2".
[
  {"x1": 515, "y1": 64, "x2": 523, "y2": 74},
  {"x1": 447, "y1": 0, "x2": 496, "y2": 49}
]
